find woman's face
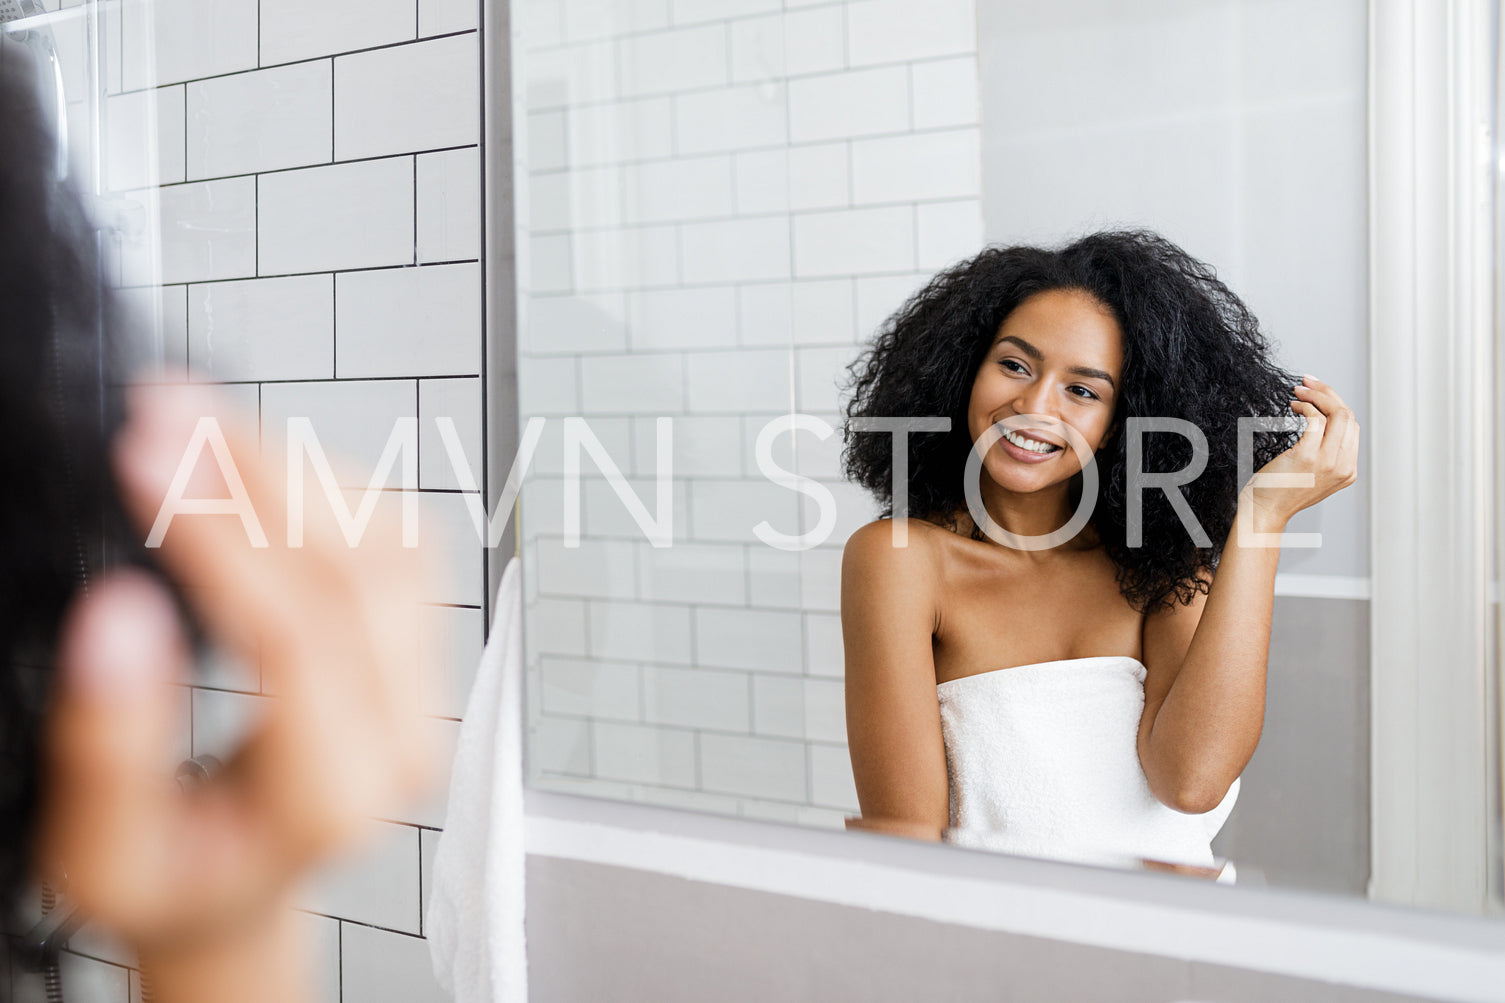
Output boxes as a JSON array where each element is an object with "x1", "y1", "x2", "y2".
[{"x1": 966, "y1": 288, "x2": 1124, "y2": 497}]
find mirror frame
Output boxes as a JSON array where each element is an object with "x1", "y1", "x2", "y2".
[{"x1": 1369, "y1": 0, "x2": 1504, "y2": 913}]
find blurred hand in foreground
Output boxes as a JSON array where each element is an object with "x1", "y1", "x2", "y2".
[{"x1": 37, "y1": 384, "x2": 441, "y2": 1003}]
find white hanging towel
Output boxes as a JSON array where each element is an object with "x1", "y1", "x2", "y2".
[{"x1": 427, "y1": 556, "x2": 528, "y2": 1002}]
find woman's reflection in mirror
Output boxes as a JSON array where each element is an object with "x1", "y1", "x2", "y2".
[{"x1": 840, "y1": 231, "x2": 1359, "y2": 873}]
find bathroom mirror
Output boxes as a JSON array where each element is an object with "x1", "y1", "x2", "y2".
[{"x1": 510, "y1": 0, "x2": 1504, "y2": 915}]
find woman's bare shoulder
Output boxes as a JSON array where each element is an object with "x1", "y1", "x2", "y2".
[
  {"x1": 841, "y1": 519, "x2": 946, "y2": 663},
  {"x1": 841, "y1": 518, "x2": 951, "y2": 594}
]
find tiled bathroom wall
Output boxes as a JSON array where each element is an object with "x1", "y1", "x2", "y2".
[
  {"x1": 39, "y1": 1, "x2": 486, "y2": 1000},
  {"x1": 514, "y1": 0, "x2": 984, "y2": 824}
]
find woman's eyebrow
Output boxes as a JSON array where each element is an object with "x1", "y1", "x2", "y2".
[
  {"x1": 996, "y1": 334, "x2": 1043, "y2": 360},
  {"x1": 997, "y1": 335, "x2": 1117, "y2": 389},
  {"x1": 1069, "y1": 366, "x2": 1116, "y2": 389}
]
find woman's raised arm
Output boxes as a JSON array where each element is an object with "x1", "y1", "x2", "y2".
[
  {"x1": 1137, "y1": 376, "x2": 1360, "y2": 812},
  {"x1": 841, "y1": 520, "x2": 950, "y2": 841}
]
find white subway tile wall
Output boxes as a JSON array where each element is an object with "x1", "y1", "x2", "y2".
[
  {"x1": 186, "y1": 60, "x2": 334, "y2": 179},
  {"x1": 303, "y1": 820, "x2": 424, "y2": 935},
  {"x1": 518, "y1": 0, "x2": 982, "y2": 823},
  {"x1": 417, "y1": 147, "x2": 484, "y2": 263},
  {"x1": 101, "y1": 2, "x2": 484, "y2": 999},
  {"x1": 335, "y1": 262, "x2": 484, "y2": 378},
  {"x1": 157, "y1": 177, "x2": 259, "y2": 284},
  {"x1": 260, "y1": 378, "x2": 419, "y2": 488},
  {"x1": 188, "y1": 274, "x2": 335, "y2": 382},
  {"x1": 333, "y1": 34, "x2": 481, "y2": 161},
  {"x1": 257, "y1": 157, "x2": 416, "y2": 275},
  {"x1": 340, "y1": 922, "x2": 451, "y2": 1003}
]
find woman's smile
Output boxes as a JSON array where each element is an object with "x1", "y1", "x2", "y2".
[{"x1": 999, "y1": 426, "x2": 1064, "y2": 462}]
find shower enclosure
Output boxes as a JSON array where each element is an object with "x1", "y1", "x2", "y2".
[{"x1": 1, "y1": 0, "x2": 168, "y2": 367}]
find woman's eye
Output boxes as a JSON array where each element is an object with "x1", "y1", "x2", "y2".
[
  {"x1": 999, "y1": 359, "x2": 1027, "y2": 374},
  {"x1": 1068, "y1": 385, "x2": 1099, "y2": 400}
]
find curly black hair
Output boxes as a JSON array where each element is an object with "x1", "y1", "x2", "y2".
[
  {"x1": 842, "y1": 230, "x2": 1300, "y2": 613},
  {"x1": 0, "y1": 59, "x2": 136, "y2": 940}
]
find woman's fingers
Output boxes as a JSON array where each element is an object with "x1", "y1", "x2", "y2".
[
  {"x1": 1338, "y1": 402, "x2": 1361, "y2": 485},
  {"x1": 1255, "y1": 378, "x2": 1359, "y2": 521},
  {"x1": 111, "y1": 385, "x2": 299, "y2": 656},
  {"x1": 112, "y1": 385, "x2": 401, "y2": 689},
  {"x1": 43, "y1": 570, "x2": 301, "y2": 946},
  {"x1": 41, "y1": 570, "x2": 187, "y2": 930},
  {"x1": 1293, "y1": 375, "x2": 1349, "y2": 428},
  {"x1": 1289, "y1": 396, "x2": 1326, "y2": 456},
  {"x1": 37, "y1": 381, "x2": 442, "y2": 982},
  {"x1": 1294, "y1": 376, "x2": 1359, "y2": 475}
]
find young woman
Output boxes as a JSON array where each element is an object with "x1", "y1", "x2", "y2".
[
  {"x1": 1, "y1": 61, "x2": 434, "y2": 1002},
  {"x1": 840, "y1": 232, "x2": 1358, "y2": 871}
]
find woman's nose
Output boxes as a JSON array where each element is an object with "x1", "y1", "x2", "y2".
[{"x1": 1011, "y1": 381, "x2": 1056, "y2": 419}]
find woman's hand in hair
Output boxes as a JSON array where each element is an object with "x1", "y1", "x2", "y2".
[
  {"x1": 37, "y1": 384, "x2": 442, "y2": 1003},
  {"x1": 1240, "y1": 375, "x2": 1360, "y2": 533}
]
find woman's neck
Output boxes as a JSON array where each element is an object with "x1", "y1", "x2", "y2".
[
  {"x1": 949, "y1": 478, "x2": 1097, "y2": 559},
  {"x1": 977, "y1": 476, "x2": 1076, "y2": 539}
]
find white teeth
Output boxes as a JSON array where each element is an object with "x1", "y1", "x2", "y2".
[{"x1": 1002, "y1": 428, "x2": 1060, "y2": 454}]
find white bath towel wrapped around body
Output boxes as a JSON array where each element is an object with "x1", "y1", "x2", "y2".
[{"x1": 937, "y1": 655, "x2": 1238, "y2": 871}]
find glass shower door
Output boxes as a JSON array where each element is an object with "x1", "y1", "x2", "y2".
[
  {"x1": 2, "y1": 0, "x2": 170, "y2": 372},
  {"x1": 1, "y1": 0, "x2": 107, "y2": 202}
]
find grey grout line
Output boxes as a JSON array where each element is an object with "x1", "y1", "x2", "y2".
[
  {"x1": 153, "y1": 371, "x2": 482, "y2": 387},
  {"x1": 106, "y1": 28, "x2": 481, "y2": 99},
  {"x1": 522, "y1": 122, "x2": 981, "y2": 176},
  {"x1": 517, "y1": 192, "x2": 982, "y2": 236},
  {"x1": 528, "y1": 588, "x2": 837, "y2": 616},
  {"x1": 330, "y1": 271, "x2": 338, "y2": 378},
  {"x1": 413, "y1": 376, "x2": 422, "y2": 486},
  {"x1": 121, "y1": 256, "x2": 483, "y2": 292},
  {"x1": 905, "y1": 61, "x2": 915, "y2": 130},
  {"x1": 912, "y1": 203, "x2": 921, "y2": 271},
  {"x1": 529, "y1": 1, "x2": 894, "y2": 58},
  {"x1": 805, "y1": 737, "x2": 814, "y2": 807},
  {"x1": 154, "y1": 142, "x2": 479, "y2": 190},
  {"x1": 475, "y1": 0, "x2": 493, "y2": 627},
  {"x1": 523, "y1": 50, "x2": 975, "y2": 112}
]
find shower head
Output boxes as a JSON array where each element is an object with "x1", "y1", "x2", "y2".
[
  {"x1": 0, "y1": 0, "x2": 68, "y2": 181},
  {"x1": 0, "y1": 1, "x2": 45, "y2": 26}
]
